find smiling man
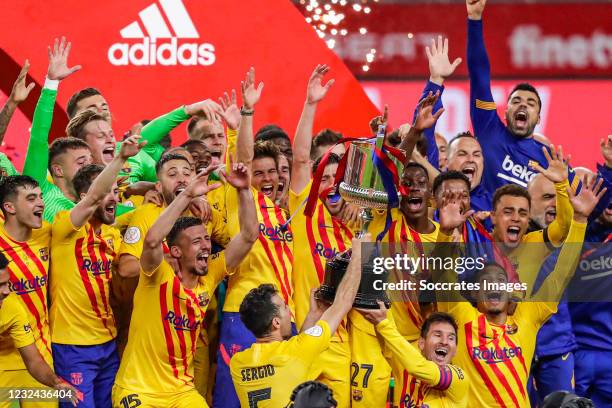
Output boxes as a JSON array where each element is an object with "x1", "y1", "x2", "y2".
[
  {"x1": 465, "y1": 0, "x2": 578, "y2": 195},
  {"x1": 359, "y1": 307, "x2": 468, "y2": 408}
]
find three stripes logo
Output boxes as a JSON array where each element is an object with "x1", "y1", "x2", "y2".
[{"x1": 107, "y1": 0, "x2": 215, "y2": 66}]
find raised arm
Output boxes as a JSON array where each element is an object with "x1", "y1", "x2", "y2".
[
  {"x1": 417, "y1": 36, "x2": 462, "y2": 168},
  {"x1": 140, "y1": 167, "x2": 221, "y2": 273},
  {"x1": 466, "y1": 0, "x2": 503, "y2": 136},
  {"x1": 528, "y1": 145, "x2": 573, "y2": 245},
  {"x1": 23, "y1": 37, "x2": 81, "y2": 183},
  {"x1": 317, "y1": 234, "x2": 367, "y2": 333},
  {"x1": 398, "y1": 92, "x2": 444, "y2": 163},
  {"x1": 70, "y1": 135, "x2": 144, "y2": 228},
  {"x1": 534, "y1": 175, "x2": 606, "y2": 302},
  {"x1": 221, "y1": 158, "x2": 259, "y2": 269},
  {"x1": 0, "y1": 60, "x2": 35, "y2": 146},
  {"x1": 292, "y1": 65, "x2": 335, "y2": 194},
  {"x1": 591, "y1": 135, "x2": 612, "y2": 221},
  {"x1": 236, "y1": 67, "x2": 264, "y2": 169}
]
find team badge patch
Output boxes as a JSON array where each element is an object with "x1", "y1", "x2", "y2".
[
  {"x1": 198, "y1": 292, "x2": 210, "y2": 307},
  {"x1": 123, "y1": 227, "x2": 141, "y2": 244},
  {"x1": 70, "y1": 372, "x2": 83, "y2": 386},
  {"x1": 506, "y1": 323, "x2": 518, "y2": 335},
  {"x1": 39, "y1": 247, "x2": 49, "y2": 262},
  {"x1": 352, "y1": 389, "x2": 363, "y2": 401},
  {"x1": 304, "y1": 325, "x2": 323, "y2": 337}
]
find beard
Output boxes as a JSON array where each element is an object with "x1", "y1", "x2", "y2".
[{"x1": 94, "y1": 205, "x2": 115, "y2": 225}]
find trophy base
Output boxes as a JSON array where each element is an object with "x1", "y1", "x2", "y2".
[{"x1": 318, "y1": 284, "x2": 391, "y2": 310}]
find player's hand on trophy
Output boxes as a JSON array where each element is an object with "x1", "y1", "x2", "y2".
[{"x1": 356, "y1": 300, "x2": 388, "y2": 325}]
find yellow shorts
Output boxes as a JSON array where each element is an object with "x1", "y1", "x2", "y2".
[
  {"x1": 112, "y1": 385, "x2": 207, "y2": 408},
  {"x1": 308, "y1": 340, "x2": 351, "y2": 408},
  {"x1": 193, "y1": 335, "x2": 210, "y2": 398},
  {"x1": 348, "y1": 312, "x2": 391, "y2": 407},
  {"x1": 0, "y1": 369, "x2": 56, "y2": 408}
]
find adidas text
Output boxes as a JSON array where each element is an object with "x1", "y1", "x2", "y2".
[{"x1": 108, "y1": 38, "x2": 215, "y2": 66}]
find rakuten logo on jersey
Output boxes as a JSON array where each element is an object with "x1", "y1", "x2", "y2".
[
  {"x1": 497, "y1": 155, "x2": 536, "y2": 187},
  {"x1": 107, "y1": 0, "x2": 215, "y2": 67}
]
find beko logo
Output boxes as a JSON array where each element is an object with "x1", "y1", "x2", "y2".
[{"x1": 108, "y1": 0, "x2": 216, "y2": 66}]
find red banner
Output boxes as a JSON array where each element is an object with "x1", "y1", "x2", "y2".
[
  {"x1": 0, "y1": 0, "x2": 379, "y2": 170},
  {"x1": 333, "y1": 3, "x2": 612, "y2": 78},
  {"x1": 361, "y1": 79, "x2": 612, "y2": 170}
]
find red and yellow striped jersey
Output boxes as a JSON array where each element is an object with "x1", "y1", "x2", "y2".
[
  {"x1": 440, "y1": 302, "x2": 555, "y2": 408},
  {"x1": 223, "y1": 186, "x2": 294, "y2": 313},
  {"x1": 49, "y1": 210, "x2": 121, "y2": 345},
  {"x1": 368, "y1": 209, "x2": 439, "y2": 343},
  {"x1": 289, "y1": 182, "x2": 353, "y2": 338},
  {"x1": 115, "y1": 253, "x2": 227, "y2": 393},
  {"x1": 0, "y1": 223, "x2": 52, "y2": 368},
  {"x1": 0, "y1": 294, "x2": 35, "y2": 358}
]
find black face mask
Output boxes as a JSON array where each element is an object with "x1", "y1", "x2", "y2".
[
  {"x1": 285, "y1": 381, "x2": 337, "y2": 408},
  {"x1": 542, "y1": 391, "x2": 594, "y2": 408}
]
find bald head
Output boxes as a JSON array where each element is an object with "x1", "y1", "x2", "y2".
[{"x1": 528, "y1": 173, "x2": 556, "y2": 228}]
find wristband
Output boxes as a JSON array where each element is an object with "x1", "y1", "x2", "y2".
[{"x1": 240, "y1": 106, "x2": 254, "y2": 116}]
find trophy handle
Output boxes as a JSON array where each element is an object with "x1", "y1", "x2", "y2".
[{"x1": 358, "y1": 208, "x2": 374, "y2": 237}]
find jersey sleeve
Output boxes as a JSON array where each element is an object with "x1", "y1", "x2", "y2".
[
  {"x1": 4, "y1": 296, "x2": 35, "y2": 349},
  {"x1": 412, "y1": 80, "x2": 443, "y2": 169},
  {"x1": 118, "y1": 205, "x2": 157, "y2": 259},
  {"x1": 140, "y1": 106, "x2": 191, "y2": 163},
  {"x1": 51, "y1": 209, "x2": 83, "y2": 241},
  {"x1": 467, "y1": 19, "x2": 505, "y2": 140},
  {"x1": 140, "y1": 259, "x2": 174, "y2": 286},
  {"x1": 23, "y1": 87, "x2": 56, "y2": 185},
  {"x1": 0, "y1": 153, "x2": 18, "y2": 176},
  {"x1": 290, "y1": 320, "x2": 332, "y2": 362},
  {"x1": 545, "y1": 179, "x2": 573, "y2": 246}
]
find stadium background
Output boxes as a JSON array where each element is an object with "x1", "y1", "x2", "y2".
[{"x1": 1, "y1": 0, "x2": 609, "y2": 171}]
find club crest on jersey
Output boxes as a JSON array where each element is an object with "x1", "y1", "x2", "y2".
[
  {"x1": 38, "y1": 247, "x2": 49, "y2": 262},
  {"x1": 121, "y1": 164, "x2": 132, "y2": 174},
  {"x1": 259, "y1": 223, "x2": 293, "y2": 242},
  {"x1": 106, "y1": 239, "x2": 114, "y2": 250},
  {"x1": 70, "y1": 372, "x2": 83, "y2": 386},
  {"x1": 197, "y1": 292, "x2": 210, "y2": 307},
  {"x1": 23, "y1": 323, "x2": 32, "y2": 333},
  {"x1": 506, "y1": 323, "x2": 518, "y2": 335},
  {"x1": 352, "y1": 389, "x2": 363, "y2": 401}
]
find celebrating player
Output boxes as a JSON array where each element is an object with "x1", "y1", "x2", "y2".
[
  {"x1": 49, "y1": 135, "x2": 145, "y2": 407},
  {"x1": 112, "y1": 158, "x2": 258, "y2": 408},
  {"x1": 359, "y1": 306, "x2": 469, "y2": 407},
  {"x1": 230, "y1": 234, "x2": 367, "y2": 407}
]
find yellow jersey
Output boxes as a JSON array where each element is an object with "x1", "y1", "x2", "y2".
[
  {"x1": 376, "y1": 318, "x2": 468, "y2": 408},
  {"x1": 223, "y1": 186, "x2": 294, "y2": 313},
  {"x1": 118, "y1": 203, "x2": 229, "y2": 260},
  {"x1": 230, "y1": 320, "x2": 332, "y2": 408},
  {"x1": 50, "y1": 210, "x2": 122, "y2": 345},
  {"x1": 0, "y1": 294, "x2": 35, "y2": 359},
  {"x1": 289, "y1": 182, "x2": 353, "y2": 339},
  {"x1": 369, "y1": 209, "x2": 439, "y2": 343},
  {"x1": 114, "y1": 253, "x2": 227, "y2": 393},
  {"x1": 0, "y1": 223, "x2": 52, "y2": 367}
]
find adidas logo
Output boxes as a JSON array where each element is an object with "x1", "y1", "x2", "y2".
[{"x1": 107, "y1": 0, "x2": 216, "y2": 66}]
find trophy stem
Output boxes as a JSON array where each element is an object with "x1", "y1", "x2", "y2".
[{"x1": 358, "y1": 208, "x2": 374, "y2": 237}]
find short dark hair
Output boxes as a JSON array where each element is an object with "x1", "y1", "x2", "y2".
[
  {"x1": 48, "y1": 137, "x2": 91, "y2": 171},
  {"x1": 0, "y1": 251, "x2": 8, "y2": 269},
  {"x1": 433, "y1": 171, "x2": 471, "y2": 195},
  {"x1": 186, "y1": 117, "x2": 222, "y2": 139},
  {"x1": 156, "y1": 153, "x2": 191, "y2": 174},
  {"x1": 420, "y1": 312, "x2": 458, "y2": 339},
  {"x1": 73, "y1": 164, "x2": 104, "y2": 197},
  {"x1": 492, "y1": 184, "x2": 531, "y2": 211},
  {"x1": 312, "y1": 152, "x2": 341, "y2": 174},
  {"x1": 447, "y1": 131, "x2": 475, "y2": 150},
  {"x1": 311, "y1": 129, "x2": 342, "y2": 160},
  {"x1": 66, "y1": 109, "x2": 109, "y2": 140},
  {"x1": 167, "y1": 217, "x2": 202, "y2": 247},
  {"x1": 0, "y1": 176, "x2": 39, "y2": 216},
  {"x1": 403, "y1": 162, "x2": 429, "y2": 181},
  {"x1": 240, "y1": 284, "x2": 280, "y2": 338},
  {"x1": 253, "y1": 141, "x2": 280, "y2": 165},
  {"x1": 67, "y1": 88, "x2": 103, "y2": 119},
  {"x1": 508, "y1": 83, "x2": 542, "y2": 111},
  {"x1": 290, "y1": 381, "x2": 338, "y2": 408},
  {"x1": 180, "y1": 139, "x2": 209, "y2": 152},
  {"x1": 255, "y1": 125, "x2": 290, "y2": 144}
]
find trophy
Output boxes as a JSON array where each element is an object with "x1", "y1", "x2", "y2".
[{"x1": 318, "y1": 125, "x2": 401, "y2": 308}]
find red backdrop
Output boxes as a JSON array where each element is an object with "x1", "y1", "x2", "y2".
[{"x1": 0, "y1": 0, "x2": 379, "y2": 170}]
